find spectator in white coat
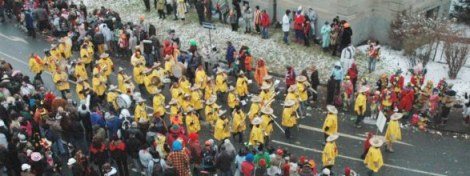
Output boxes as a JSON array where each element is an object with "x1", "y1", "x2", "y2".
[
  {"x1": 340, "y1": 44, "x2": 356, "y2": 72},
  {"x1": 282, "y1": 9, "x2": 291, "y2": 44}
]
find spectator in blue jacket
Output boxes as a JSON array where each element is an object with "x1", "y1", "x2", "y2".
[{"x1": 330, "y1": 61, "x2": 344, "y2": 95}]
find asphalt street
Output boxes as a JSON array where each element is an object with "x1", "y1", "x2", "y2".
[{"x1": 1, "y1": 22, "x2": 469, "y2": 176}]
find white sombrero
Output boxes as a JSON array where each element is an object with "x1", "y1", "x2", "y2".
[
  {"x1": 326, "y1": 133, "x2": 339, "y2": 142},
  {"x1": 390, "y1": 113, "x2": 403, "y2": 120},
  {"x1": 252, "y1": 117, "x2": 262, "y2": 125},
  {"x1": 327, "y1": 105, "x2": 338, "y2": 114}
]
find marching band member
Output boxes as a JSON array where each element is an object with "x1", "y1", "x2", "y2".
[
  {"x1": 164, "y1": 55, "x2": 175, "y2": 80},
  {"x1": 80, "y1": 40, "x2": 93, "y2": 70},
  {"x1": 215, "y1": 68, "x2": 228, "y2": 98},
  {"x1": 354, "y1": 86, "x2": 369, "y2": 128},
  {"x1": 76, "y1": 78, "x2": 90, "y2": 101},
  {"x1": 92, "y1": 72, "x2": 107, "y2": 101},
  {"x1": 123, "y1": 75, "x2": 135, "y2": 95},
  {"x1": 106, "y1": 85, "x2": 121, "y2": 112},
  {"x1": 134, "y1": 98, "x2": 149, "y2": 132},
  {"x1": 249, "y1": 117, "x2": 264, "y2": 145},
  {"x1": 144, "y1": 67, "x2": 158, "y2": 94},
  {"x1": 131, "y1": 48, "x2": 146, "y2": 67},
  {"x1": 232, "y1": 106, "x2": 246, "y2": 143},
  {"x1": 285, "y1": 85, "x2": 299, "y2": 112},
  {"x1": 205, "y1": 96, "x2": 219, "y2": 127},
  {"x1": 179, "y1": 76, "x2": 191, "y2": 95},
  {"x1": 58, "y1": 38, "x2": 72, "y2": 60},
  {"x1": 168, "y1": 99, "x2": 181, "y2": 118},
  {"x1": 385, "y1": 113, "x2": 403, "y2": 152},
  {"x1": 295, "y1": 75, "x2": 308, "y2": 116},
  {"x1": 116, "y1": 67, "x2": 126, "y2": 93},
  {"x1": 98, "y1": 53, "x2": 114, "y2": 78},
  {"x1": 52, "y1": 68, "x2": 70, "y2": 99},
  {"x1": 74, "y1": 60, "x2": 88, "y2": 80},
  {"x1": 248, "y1": 95, "x2": 262, "y2": 121},
  {"x1": 259, "y1": 83, "x2": 273, "y2": 106},
  {"x1": 185, "y1": 108, "x2": 201, "y2": 134},
  {"x1": 322, "y1": 133, "x2": 339, "y2": 171},
  {"x1": 28, "y1": 53, "x2": 44, "y2": 80},
  {"x1": 152, "y1": 89, "x2": 166, "y2": 117},
  {"x1": 260, "y1": 107, "x2": 274, "y2": 146},
  {"x1": 50, "y1": 44, "x2": 62, "y2": 60},
  {"x1": 195, "y1": 64, "x2": 207, "y2": 89},
  {"x1": 133, "y1": 61, "x2": 146, "y2": 91},
  {"x1": 227, "y1": 86, "x2": 239, "y2": 112},
  {"x1": 322, "y1": 105, "x2": 338, "y2": 143},
  {"x1": 151, "y1": 62, "x2": 166, "y2": 89},
  {"x1": 364, "y1": 136, "x2": 384, "y2": 175},
  {"x1": 170, "y1": 82, "x2": 184, "y2": 106},
  {"x1": 236, "y1": 71, "x2": 249, "y2": 101},
  {"x1": 214, "y1": 112, "x2": 230, "y2": 141},
  {"x1": 43, "y1": 49, "x2": 57, "y2": 73},
  {"x1": 204, "y1": 77, "x2": 215, "y2": 101},
  {"x1": 282, "y1": 100, "x2": 297, "y2": 139},
  {"x1": 190, "y1": 84, "x2": 204, "y2": 116},
  {"x1": 181, "y1": 94, "x2": 192, "y2": 113}
]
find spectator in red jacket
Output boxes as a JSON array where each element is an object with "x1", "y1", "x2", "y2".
[
  {"x1": 260, "y1": 10, "x2": 270, "y2": 39},
  {"x1": 293, "y1": 11, "x2": 305, "y2": 44},
  {"x1": 347, "y1": 63, "x2": 358, "y2": 92},
  {"x1": 109, "y1": 137, "x2": 129, "y2": 176},
  {"x1": 285, "y1": 66, "x2": 296, "y2": 92}
]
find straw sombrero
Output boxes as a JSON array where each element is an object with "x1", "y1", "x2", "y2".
[
  {"x1": 251, "y1": 96, "x2": 261, "y2": 103},
  {"x1": 296, "y1": 75, "x2": 307, "y2": 82},
  {"x1": 261, "y1": 107, "x2": 273, "y2": 115},
  {"x1": 370, "y1": 136, "x2": 385, "y2": 147},
  {"x1": 252, "y1": 117, "x2": 262, "y2": 125},
  {"x1": 326, "y1": 133, "x2": 339, "y2": 142},
  {"x1": 288, "y1": 85, "x2": 297, "y2": 92},
  {"x1": 327, "y1": 105, "x2": 338, "y2": 114},
  {"x1": 390, "y1": 113, "x2": 403, "y2": 120},
  {"x1": 260, "y1": 83, "x2": 271, "y2": 90},
  {"x1": 284, "y1": 100, "x2": 295, "y2": 107},
  {"x1": 263, "y1": 75, "x2": 273, "y2": 80}
]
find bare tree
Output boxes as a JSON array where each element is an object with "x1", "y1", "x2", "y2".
[{"x1": 443, "y1": 37, "x2": 469, "y2": 79}]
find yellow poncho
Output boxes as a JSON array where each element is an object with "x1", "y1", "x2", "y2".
[
  {"x1": 214, "y1": 118, "x2": 230, "y2": 141},
  {"x1": 215, "y1": 74, "x2": 228, "y2": 93},
  {"x1": 191, "y1": 91, "x2": 203, "y2": 110},
  {"x1": 185, "y1": 113, "x2": 201, "y2": 134},
  {"x1": 75, "y1": 63, "x2": 88, "y2": 80},
  {"x1": 355, "y1": 93, "x2": 367, "y2": 115},
  {"x1": 248, "y1": 103, "x2": 261, "y2": 121},
  {"x1": 385, "y1": 120, "x2": 402, "y2": 142},
  {"x1": 364, "y1": 147, "x2": 384, "y2": 172},
  {"x1": 296, "y1": 82, "x2": 308, "y2": 102},
  {"x1": 236, "y1": 77, "x2": 249, "y2": 96},
  {"x1": 53, "y1": 72, "x2": 70, "y2": 91},
  {"x1": 232, "y1": 111, "x2": 246, "y2": 133},
  {"x1": 322, "y1": 114, "x2": 338, "y2": 135},
  {"x1": 133, "y1": 65, "x2": 145, "y2": 85},
  {"x1": 153, "y1": 94, "x2": 166, "y2": 116},
  {"x1": 98, "y1": 58, "x2": 113, "y2": 76},
  {"x1": 195, "y1": 69, "x2": 207, "y2": 89},
  {"x1": 261, "y1": 114, "x2": 273, "y2": 136},
  {"x1": 28, "y1": 56, "x2": 44, "y2": 74},
  {"x1": 227, "y1": 92, "x2": 239, "y2": 109},
  {"x1": 107, "y1": 91, "x2": 119, "y2": 110},
  {"x1": 76, "y1": 82, "x2": 90, "y2": 100},
  {"x1": 322, "y1": 142, "x2": 338, "y2": 166},
  {"x1": 92, "y1": 75, "x2": 107, "y2": 96},
  {"x1": 249, "y1": 125, "x2": 264, "y2": 145},
  {"x1": 134, "y1": 103, "x2": 148, "y2": 123},
  {"x1": 282, "y1": 107, "x2": 297, "y2": 127}
]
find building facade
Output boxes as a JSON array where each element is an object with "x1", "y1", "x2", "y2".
[{"x1": 249, "y1": 0, "x2": 451, "y2": 45}]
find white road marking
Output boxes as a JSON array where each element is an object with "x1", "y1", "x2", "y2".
[
  {"x1": 298, "y1": 124, "x2": 414, "y2": 146},
  {"x1": 271, "y1": 140, "x2": 446, "y2": 176},
  {"x1": 0, "y1": 32, "x2": 28, "y2": 44}
]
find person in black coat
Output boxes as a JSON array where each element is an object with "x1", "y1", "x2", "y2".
[
  {"x1": 310, "y1": 65, "x2": 320, "y2": 102},
  {"x1": 340, "y1": 22, "x2": 352, "y2": 51},
  {"x1": 78, "y1": 104, "x2": 93, "y2": 144},
  {"x1": 326, "y1": 76, "x2": 336, "y2": 105},
  {"x1": 195, "y1": 0, "x2": 205, "y2": 25},
  {"x1": 126, "y1": 134, "x2": 143, "y2": 171}
]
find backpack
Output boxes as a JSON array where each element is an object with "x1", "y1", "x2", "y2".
[
  {"x1": 152, "y1": 159, "x2": 164, "y2": 176},
  {"x1": 202, "y1": 150, "x2": 215, "y2": 168}
]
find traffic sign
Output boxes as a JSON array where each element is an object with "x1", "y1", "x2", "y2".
[{"x1": 202, "y1": 22, "x2": 216, "y2": 30}]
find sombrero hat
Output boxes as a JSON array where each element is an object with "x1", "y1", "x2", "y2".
[
  {"x1": 263, "y1": 75, "x2": 273, "y2": 80},
  {"x1": 136, "y1": 97, "x2": 146, "y2": 103},
  {"x1": 124, "y1": 76, "x2": 132, "y2": 82},
  {"x1": 228, "y1": 86, "x2": 235, "y2": 91},
  {"x1": 390, "y1": 113, "x2": 403, "y2": 120},
  {"x1": 370, "y1": 136, "x2": 385, "y2": 147},
  {"x1": 288, "y1": 85, "x2": 297, "y2": 92},
  {"x1": 169, "y1": 99, "x2": 178, "y2": 105},
  {"x1": 326, "y1": 133, "x2": 339, "y2": 142},
  {"x1": 261, "y1": 107, "x2": 273, "y2": 115},
  {"x1": 251, "y1": 96, "x2": 261, "y2": 103},
  {"x1": 118, "y1": 67, "x2": 124, "y2": 72},
  {"x1": 155, "y1": 89, "x2": 162, "y2": 93},
  {"x1": 144, "y1": 68, "x2": 153, "y2": 74},
  {"x1": 191, "y1": 84, "x2": 201, "y2": 90},
  {"x1": 218, "y1": 110, "x2": 227, "y2": 116},
  {"x1": 296, "y1": 75, "x2": 307, "y2": 82},
  {"x1": 284, "y1": 100, "x2": 295, "y2": 107},
  {"x1": 260, "y1": 83, "x2": 271, "y2": 90},
  {"x1": 100, "y1": 53, "x2": 109, "y2": 59},
  {"x1": 358, "y1": 86, "x2": 370, "y2": 93},
  {"x1": 238, "y1": 71, "x2": 245, "y2": 75},
  {"x1": 206, "y1": 96, "x2": 217, "y2": 105},
  {"x1": 108, "y1": 85, "x2": 118, "y2": 91},
  {"x1": 252, "y1": 117, "x2": 262, "y2": 125},
  {"x1": 327, "y1": 105, "x2": 338, "y2": 114},
  {"x1": 216, "y1": 68, "x2": 225, "y2": 74}
]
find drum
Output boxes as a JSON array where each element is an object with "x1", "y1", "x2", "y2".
[
  {"x1": 171, "y1": 62, "x2": 186, "y2": 78},
  {"x1": 116, "y1": 94, "x2": 132, "y2": 109}
]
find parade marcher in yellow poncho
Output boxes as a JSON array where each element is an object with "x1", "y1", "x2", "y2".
[
  {"x1": 170, "y1": 82, "x2": 184, "y2": 106},
  {"x1": 190, "y1": 84, "x2": 204, "y2": 115},
  {"x1": 98, "y1": 53, "x2": 114, "y2": 78},
  {"x1": 322, "y1": 105, "x2": 338, "y2": 142},
  {"x1": 295, "y1": 75, "x2": 308, "y2": 117},
  {"x1": 285, "y1": 85, "x2": 299, "y2": 112},
  {"x1": 385, "y1": 113, "x2": 403, "y2": 152},
  {"x1": 248, "y1": 96, "x2": 262, "y2": 121},
  {"x1": 354, "y1": 86, "x2": 369, "y2": 128},
  {"x1": 236, "y1": 71, "x2": 249, "y2": 100},
  {"x1": 232, "y1": 106, "x2": 246, "y2": 143},
  {"x1": 92, "y1": 72, "x2": 107, "y2": 96},
  {"x1": 76, "y1": 78, "x2": 91, "y2": 101},
  {"x1": 215, "y1": 69, "x2": 228, "y2": 98},
  {"x1": 117, "y1": 67, "x2": 126, "y2": 93},
  {"x1": 153, "y1": 89, "x2": 166, "y2": 117},
  {"x1": 181, "y1": 94, "x2": 192, "y2": 113},
  {"x1": 58, "y1": 38, "x2": 72, "y2": 60},
  {"x1": 214, "y1": 112, "x2": 230, "y2": 141},
  {"x1": 133, "y1": 61, "x2": 146, "y2": 91},
  {"x1": 29, "y1": 53, "x2": 44, "y2": 80},
  {"x1": 131, "y1": 48, "x2": 146, "y2": 67},
  {"x1": 195, "y1": 65, "x2": 207, "y2": 89},
  {"x1": 282, "y1": 100, "x2": 297, "y2": 139},
  {"x1": 179, "y1": 76, "x2": 191, "y2": 95},
  {"x1": 74, "y1": 60, "x2": 88, "y2": 80},
  {"x1": 134, "y1": 98, "x2": 149, "y2": 125},
  {"x1": 80, "y1": 41, "x2": 93, "y2": 70},
  {"x1": 364, "y1": 136, "x2": 384, "y2": 174},
  {"x1": 123, "y1": 75, "x2": 135, "y2": 95},
  {"x1": 322, "y1": 134, "x2": 339, "y2": 170},
  {"x1": 106, "y1": 85, "x2": 120, "y2": 112},
  {"x1": 249, "y1": 117, "x2": 264, "y2": 145},
  {"x1": 168, "y1": 99, "x2": 181, "y2": 119},
  {"x1": 227, "y1": 86, "x2": 239, "y2": 111},
  {"x1": 50, "y1": 44, "x2": 62, "y2": 60},
  {"x1": 43, "y1": 48, "x2": 58, "y2": 73},
  {"x1": 52, "y1": 68, "x2": 70, "y2": 99},
  {"x1": 185, "y1": 108, "x2": 201, "y2": 134},
  {"x1": 260, "y1": 107, "x2": 274, "y2": 146},
  {"x1": 205, "y1": 96, "x2": 219, "y2": 127},
  {"x1": 259, "y1": 83, "x2": 273, "y2": 106},
  {"x1": 204, "y1": 77, "x2": 215, "y2": 101},
  {"x1": 144, "y1": 67, "x2": 159, "y2": 94}
]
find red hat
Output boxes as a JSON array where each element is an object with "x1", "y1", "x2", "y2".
[
  {"x1": 275, "y1": 149, "x2": 284, "y2": 156},
  {"x1": 344, "y1": 167, "x2": 351, "y2": 176},
  {"x1": 259, "y1": 159, "x2": 266, "y2": 167},
  {"x1": 299, "y1": 156, "x2": 306, "y2": 164},
  {"x1": 188, "y1": 133, "x2": 199, "y2": 141}
]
